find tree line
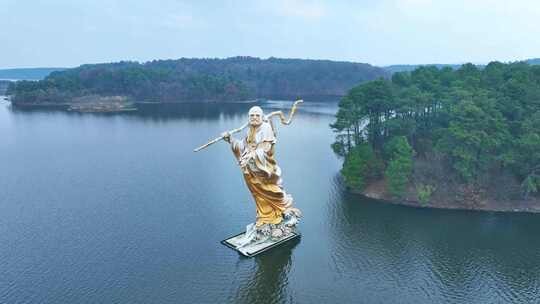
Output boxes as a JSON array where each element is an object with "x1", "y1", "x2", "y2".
[{"x1": 7, "y1": 57, "x2": 388, "y2": 104}]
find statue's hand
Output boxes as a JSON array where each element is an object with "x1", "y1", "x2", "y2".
[{"x1": 221, "y1": 132, "x2": 231, "y2": 143}]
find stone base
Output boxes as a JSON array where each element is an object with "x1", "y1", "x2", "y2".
[{"x1": 221, "y1": 230, "x2": 301, "y2": 257}]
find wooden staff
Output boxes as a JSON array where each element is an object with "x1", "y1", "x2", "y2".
[{"x1": 193, "y1": 122, "x2": 249, "y2": 152}]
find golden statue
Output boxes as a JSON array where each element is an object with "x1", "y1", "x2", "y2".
[
  {"x1": 224, "y1": 105, "x2": 300, "y2": 227},
  {"x1": 194, "y1": 101, "x2": 303, "y2": 254}
]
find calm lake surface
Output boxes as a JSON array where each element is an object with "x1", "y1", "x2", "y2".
[{"x1": 1, "y1": 99, "x2": 540, "y2": 304}]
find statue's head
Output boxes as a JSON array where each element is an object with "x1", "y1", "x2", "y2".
[{"x1": 248, "y1": 106, "x2": 263, "y2": 126}]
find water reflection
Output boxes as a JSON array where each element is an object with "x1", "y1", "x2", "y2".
[
  {"x1": 232, "y1": 239, "x2": 300, "y2": 304},
  {"x1": 327, "y1": 175, "x2": 540, "y2": 303},
  {"x1": 8, "y1": 101, "x2": 337, "y2": 123},
  {"x1": 4, "y1": 99, "x2": 540, "y2": 303},
  {"x1": 8, "y1": 102, "x2": 247, "y2": 121}
]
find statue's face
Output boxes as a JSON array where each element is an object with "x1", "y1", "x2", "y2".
[
  {"x1": 248, "y1": 106, "x2": 263, "y2": 126},
  {"x1": 249, "y1": 112, "x2": 262, "y2": 126}
]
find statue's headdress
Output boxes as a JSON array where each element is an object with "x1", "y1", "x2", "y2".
[{"x1": 248, "y1": 106, "x2": 264, "y2": 120}]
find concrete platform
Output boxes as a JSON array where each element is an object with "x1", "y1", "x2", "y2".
[{"x1": 221, "y1": 231, "x2": 301, "y2": 257}]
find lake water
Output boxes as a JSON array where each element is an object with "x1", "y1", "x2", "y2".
[{"x1": 1, "y1": 99, "x2": 540, "y2": 303}]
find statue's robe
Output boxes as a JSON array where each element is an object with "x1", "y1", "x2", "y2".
[{"x1": 231, "y1": 122, "x2": 292, "y2": 227}]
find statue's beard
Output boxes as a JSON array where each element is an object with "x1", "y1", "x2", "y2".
[{"x1": 249, "y1": 120, "x2": 262, "y2": 127}]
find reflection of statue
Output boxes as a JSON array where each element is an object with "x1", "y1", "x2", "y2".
[
  {"x1": 194, "y1": 100, "x2": 303, "y2": 252},
  {"x1": 233, "y1": 238, "x2": 300, "y2": 303}
]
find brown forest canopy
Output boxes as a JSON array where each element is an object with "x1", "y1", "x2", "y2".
[{"x1": 7, "y1": 57, "x2": 389, "y2": 104}]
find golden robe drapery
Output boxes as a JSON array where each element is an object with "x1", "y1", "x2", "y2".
[{"x1": 231, "y1": 122, "x2": 292, "y2": 226}]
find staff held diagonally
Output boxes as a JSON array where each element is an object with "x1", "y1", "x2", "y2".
[{"x1": 193, "y1": 99, "x2": 303, "y2": 152}]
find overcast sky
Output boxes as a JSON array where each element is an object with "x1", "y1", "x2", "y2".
[{"x1": 1, "y1": 0, "x2": 540, "y2": 68}]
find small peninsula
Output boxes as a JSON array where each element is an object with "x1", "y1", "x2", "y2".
[{"x1": 332, "y1": 61, "x2": 540, "y2": 212}]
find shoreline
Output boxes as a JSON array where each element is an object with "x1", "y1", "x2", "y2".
[
  {"x1": 357, "y1": 181, "x2": 540, "y2": 214},
  {"x1": 5, "y1": 93, "x2": 343, "y2": 107},
  {"x1": 361, "y1": 192, "x2": 540, "y2": 213},
  {"x1": 7, "y1": 99, "x2": 321, "y2": 106},
  {"x1": 7, "y1": 99, "x2": 261, "y2": 107},
  {"x1": 4, "y1": 98, "x2": 325, "y2": 111}
]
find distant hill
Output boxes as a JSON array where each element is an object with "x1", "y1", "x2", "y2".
[
  {"x1": 0, "y1": 68, "x2": 67, "y2": 80},
  {"x1": 385, "y1": 58, "x2": 540, "y2": 73},
  {"x1": 384, "y1": 64, "x2": 463, "y2": 73},
  {"x1": 8, "y1": 57, "x2": 389, "y2": 104}
]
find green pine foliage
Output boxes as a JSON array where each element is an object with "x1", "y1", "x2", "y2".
[
  {"x1": 341, "y1": 143, "x2": 383, "y2": 191},
  {"x1": 332, "y1": 61, "x2": 540, "y2": 199},
  {"x1": 384, "y1": 136, "x2": 413, "y2": 198},
  {"x1": 416, "y1": 184, "x2": 436, "y2": 205}
]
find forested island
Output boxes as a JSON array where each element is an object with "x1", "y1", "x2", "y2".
[
  {"x1": 332, "y1": 61, "x2": 540, "y2": 212},
  {"x1": 7, "y1": 57, "x2": 388, "y2": 106}
]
